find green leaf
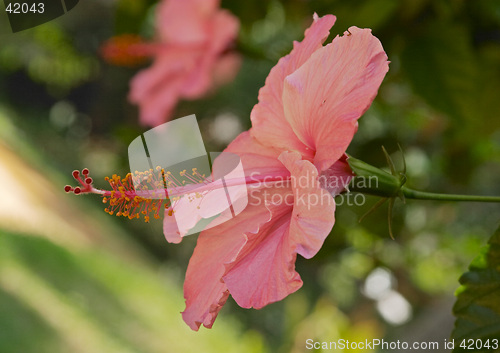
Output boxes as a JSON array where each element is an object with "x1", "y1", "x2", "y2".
[
  {"x1": 114, "y1": 0, "x2": 157, "y2": 35},
  {"x1": 343, "y1": 0, "x2": 400, "y2": 30},
  {"x1": 401, "y1": 23, "x2": 480, "y2": 123},
  {"x1": 451, "y1": 226, "x2": 500, "y2": 352},
  {"x1": 401, "y1": 22, "x2": 500, "y2": 140}
]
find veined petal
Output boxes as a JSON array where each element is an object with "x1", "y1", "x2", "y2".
[
  {"x1": 223, "y1": 152, "x2": 336, "y2": 309},
  {"x1": 282, "y1": 26, "x2": 389, "y2": 172},
  {"x1": 319, "y1": 155, "x2": 354, "y2": 196},
  {"x1": 250, "y1": 14, "x2": 336, "y2": 157},
  {"x1": 163, "y1": 210, "x2": 183, "y2": 244},
  {"x1": 225, "y1": 130, "x2": 289, "y2": 179},
  {"x1": 163, "y1": 194, "x2": 204, "y2": 244},
  {"x1": 279, "y1": 151, "x2": 336, "y2": 259},
  {"x1": 222, "y1": 188, "x2": 299, "y2": 309},
  {"x1": 182, "y1": 201, "x2": 272, "y2": 330},
  {"x1": 182, "y1": 134, "x2": 308, "y2": 329},
  {"x1": 164, "y1": 131, "x2": 288, "y2": 245}
]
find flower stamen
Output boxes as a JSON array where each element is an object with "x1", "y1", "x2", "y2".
[
  {"x1": 66, "y1": 167, "x2": 297, "y2": 223},
  {"x1": 65, "y1": 167, "x2": 212, "y2": 223},
  {"x1": 100, "y1": 34, "x2": 154, "y2": 67}
]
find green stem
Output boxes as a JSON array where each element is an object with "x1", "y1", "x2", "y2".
[
  {"x1": 347, "y1": 155, "x2": 500, "y2": 203},
  {"x1": 401, "y1": 187, "x2": 500, "y2": 203}
]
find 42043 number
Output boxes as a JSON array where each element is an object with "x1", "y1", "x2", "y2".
[{"x1": 6, "y1": 3, "x2": 45, "y2": 14}]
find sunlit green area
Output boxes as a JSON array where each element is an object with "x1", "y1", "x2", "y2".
[{"x1": 0, "y1": 0, "x2": 499, "y2": 352}]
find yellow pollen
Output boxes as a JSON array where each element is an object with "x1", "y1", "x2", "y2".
[{"x1": 100, "y1": 165, "x2": 209, "y2": 224}]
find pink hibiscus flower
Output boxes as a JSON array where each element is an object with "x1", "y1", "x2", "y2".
[
  {"x1": 162, "y1": 14, "x2": 389, "y2": 330},
  {"x1": 71, "y1": 13, "x2": 388, "y2": 331},
  {"x1": 103, "y1": 0, "x2": 240, "y2": 126}
]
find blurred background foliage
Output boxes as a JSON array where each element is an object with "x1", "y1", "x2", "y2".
[{"x1": 0, "y1": 0, "x2": 499, "y2": 352}]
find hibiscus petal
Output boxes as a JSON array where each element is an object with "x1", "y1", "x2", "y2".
[
  {"x1": 180, "y1": 8, "x2": 240, "y2": 97},
  {"x1": 223, "y1": 152, "x2": 336, "y2": 309},
  {"x1": 182, "y1": 201, "x2": 272, "y2": 330},
  {"x1": 208, "y1": 9, "x2": 240, "y2": 55},
  {"x1": 163, "y1": 209, "x2": 183, "y2": 244},
  {"x1": 225, "y1": 131, "x2": 289, "y2": 179},
  {"x1": 282, "y1": 26, "x2": 389, "y2": 172},
  {"x1": 133, "y1": 77, "x2": 182, "y2": 126},
  {"x1": 163, "y1": 194, "x2": 204, "y2": 242},
  {"x1": 129, "y1": 52, "x2": 190, "y2": 125},
  {"x1": 197, "y1": 152, "x2": 249, "y2": 227},
  {"x1": 129, "y1": 51, "x2": 184, "y2": 102},
  {"x1": 222, "y1": 188, "x2": 299, "y2": 309},
  {"x1": 179, "y1": 9, "x2": 239, "y2": 98},
  {"x1": 178, "y1": 58, "x2": 213, "y2": 99},
  {"x1": 250, "y1": 14, "x2": 336, "y2": 157},
  {"x1": 318, "y1": 155, "x2": 354, "y2": 196},
  {"x1": 164, "y1": 132, "x2": 287, "y2": 244},
  {"x1": 130, "y1": 0, "x2": 239, "y2": 125},
  {"x1": 279, "y1": 151, "x2": 336, "y2": 259},
  {"x1": 182, "y1": 133, "x2": 307, "y2": 329},
  {"x1": 212, "y1": 53, "x2": 242, "y2": 88},
  {"x1": 157, "y1": 0, "x2": 218, "y2": 44}
]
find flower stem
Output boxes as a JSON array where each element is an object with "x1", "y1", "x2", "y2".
[
  {"x1": 401, "y1": 187, "x2": 500, "y2": 203},
  {"x1": 347, "y1": 155, "x2": 500, "y2": 203}
]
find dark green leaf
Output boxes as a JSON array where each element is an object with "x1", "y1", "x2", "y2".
[
  {"x1": 401, "y1": 22, "x2": 500, "y2": 141},
  {"x1": 401, "y1": 23, "x2": 480, "y2": 123},
  {"x1": 452, "y1": 226, "x2": 500, "y2": 352},
  {"x1": 114, "y1": 0, "x2": 157, "y2": 35}
]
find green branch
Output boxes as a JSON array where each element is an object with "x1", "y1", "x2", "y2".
[{"x1": 401, "y1": 187, "x2": 500, "y2": 203}]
